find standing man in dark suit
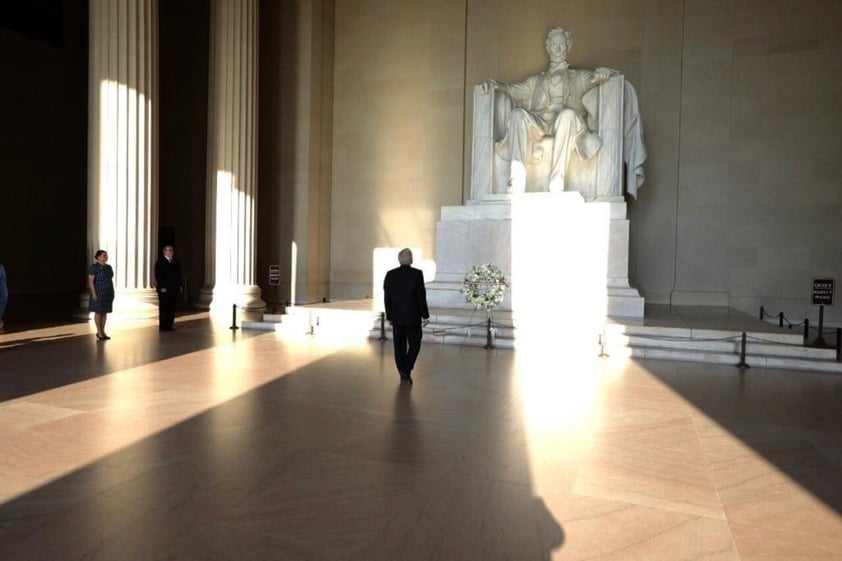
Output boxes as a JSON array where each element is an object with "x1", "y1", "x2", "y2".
[
  {"x1": 383, "y1": 248, "x2": 430, "y2": 384},
  {"x1": 154, "y1": 245, "x2": 183, "y2": 332}
]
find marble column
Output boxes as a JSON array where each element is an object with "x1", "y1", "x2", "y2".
[
  {"x1": 82, "y1": 0, "x2": 159, "y2": 319},
  {"x1": 197, "y1": 0, "x2": 265, "y2": 314}
]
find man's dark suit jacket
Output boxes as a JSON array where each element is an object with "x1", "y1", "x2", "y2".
[
  {"x1": 383, "y1": 265, "x2": 429, "y2": 326},
  {"x1": 154, "y1": 258, "x2": 183, "y2": 294}
]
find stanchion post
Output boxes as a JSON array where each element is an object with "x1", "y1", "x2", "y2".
[
  {"x1": 759, "y1": 306, "x2": 764, "y2": 319},
  {"x1": 598, "y1": 333, "x2": 609, "y2": 358},
  {"x1": 803, "y1": 318, "x2": 810, "y2": 346},
  {"x1": 230, "y1": 304, "x2": 239, "y2": 330},
  {"x1": 379, "y1": 312, "x2": 387, "y2": 341},
  {"x1": 813, "y1": 305, "x2": 828, "y2": 347},
  {"x1": 836, "y1": 328, "x2": 841, "y2": 363},
  {"x1": 484, "y1": 317, "x2": 493, "y2": 349},
  {"x1": 778, "y1": 312, "x2": 783, "y2": 327},
  {"x1": 735, "y1": 331, "x2": 750, "y2": 368}
]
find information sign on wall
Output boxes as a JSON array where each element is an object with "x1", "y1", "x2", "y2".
[
  {"x1": 269, "y1": 265, "x2": 281, "y2": 286},
  {"x1": 811, "y1": 278, "x2": 834, "y2": 306}
]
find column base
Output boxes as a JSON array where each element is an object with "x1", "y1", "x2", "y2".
[
  {"x1": 113, "y1": 289, "x2": 160, "y2": 319},
  {"x1": 208, "y1": 285, "x2": 266, "y2": 314},
  {"x1": 74, "y1": 290, "x2": 93, "y2": 320},
  {"x1": 75, "y1": 289, "x2": 159, "y2": 320},
  {"x1": 195, "y1": 286, "x2": 214, "y2": 310}
]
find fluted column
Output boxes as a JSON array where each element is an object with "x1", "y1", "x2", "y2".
[
  {"x1": 197, "y1": 0, "x2": 265, "y2": 314},
  {"x1": 82, "y1": 0, "x2": 158, "y2": 319}
]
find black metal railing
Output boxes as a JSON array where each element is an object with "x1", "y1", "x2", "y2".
[{"x1": 615, "y1": 327, "x2": 842, "y2": 368}]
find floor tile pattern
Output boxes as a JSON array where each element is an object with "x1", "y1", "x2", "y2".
[{"x1": 0, "y1": 314, "x2": 840, "y2": 560}]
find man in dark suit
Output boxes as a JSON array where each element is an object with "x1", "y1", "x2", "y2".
[
  {"x1": 383, "y1": 248, "x2": 430, "y2": 384},
  {"x1": 154, "y1": 245, "x2": 183, "y2": 332}
]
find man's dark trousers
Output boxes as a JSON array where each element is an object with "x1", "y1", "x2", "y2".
[
  {"x1": 158, "y1": 291, "x2": 178, "y2": 331},
  {"x1": 155, "y1": 257, "x2": 182, "y2": 331},
  {"x1": 392, "y1": 323, "x2": 423, "y2": 375}
]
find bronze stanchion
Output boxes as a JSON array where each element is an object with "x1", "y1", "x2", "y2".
[
  {"x1": 812, "y1": 305, "x2": 829, "y2": 348},
  {"x1": 379, "y1": 312, "x2": 387, "y2": 341},
  {"x1": 230, "y1": 304, "x2": 239, "y2": 330},
  {"x1": 735, "y1": 332, "x2": 750, "y2": 368},
  {"x1": 484, "y1": 317, "x2": 494, "y2": 349}
]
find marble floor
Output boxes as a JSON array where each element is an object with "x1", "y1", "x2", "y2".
[{"x1": 0, "y1": 312, "x2": 840, "y2": 560}]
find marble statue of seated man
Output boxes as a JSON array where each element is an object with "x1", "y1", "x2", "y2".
[{"x1": 479, "y1": 27, "x2": 621, "y2": 194}]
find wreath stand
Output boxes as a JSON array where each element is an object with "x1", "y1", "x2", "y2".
[{"x1": 461, "y1": 264, "x2": 507, "y2": 350}]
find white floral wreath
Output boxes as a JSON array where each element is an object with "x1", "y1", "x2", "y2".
[{"x1": 461, "y1": 264, "x2": 508, "y2": 311}]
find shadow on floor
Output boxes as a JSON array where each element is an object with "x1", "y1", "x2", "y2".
[
  {"x1": 0, "y1": 316, "x2": 261, "y2": 403},
  {"x1": 640, "y1": 358, "x2": 842, "y2": 517},
  {"x1": 0, "y1": 343, "x2": 564, "y2": 560}
]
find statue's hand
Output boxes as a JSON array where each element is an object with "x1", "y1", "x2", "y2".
[
  {"x1": 592, "y1": 67, "x2": 615, "y2": 84},
  {"x1": 479, "y1": 79, "x2": 500, "y2": 95}
]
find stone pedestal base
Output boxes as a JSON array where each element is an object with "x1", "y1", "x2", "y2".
[
  {"x1": 427, "y1": 192, "x2": 643, "y2": 319},
  {"x1": 426, "y1": 198, "x2": 514, "y2": 311}
]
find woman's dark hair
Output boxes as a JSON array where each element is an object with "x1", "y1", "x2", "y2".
[{"x1": 94, "y1": 250, "x2": 107, "y2": 259}]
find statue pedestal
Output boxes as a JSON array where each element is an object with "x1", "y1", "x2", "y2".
[{"x1": 426, "y1": 192, "x2": 643, "y2": 319}]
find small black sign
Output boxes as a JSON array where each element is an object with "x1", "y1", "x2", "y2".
[
  {"x1": 269, "y1": 265, "x2": 281, "y2": 286},
  {"x1": 811, "y1": 278, "x2": 834, "y2": 306}
]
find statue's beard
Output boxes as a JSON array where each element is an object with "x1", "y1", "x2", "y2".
[{"x1": 548, "y1": 57, "x2": 569, "y2": 71}]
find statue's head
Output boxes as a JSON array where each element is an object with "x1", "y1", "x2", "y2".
[
  {"x1": 398, "y1": 248, "x2": 413, "y2": 265},
  {"x1": 545, "y1": 27, "x2": 572, "y2": 63}
]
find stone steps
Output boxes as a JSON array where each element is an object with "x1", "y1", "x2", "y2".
[
  {"x1": 241, "y1": 302, "x2": 842, "y2": 374},
  {"x1": 604, "y1": 324, "x2": 841, "y2": 373}
]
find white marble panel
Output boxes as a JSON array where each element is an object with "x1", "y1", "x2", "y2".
[
  {"x1": 441, "y1": 203, "x2": 511, "y2": 221},
  {"x1": 434, "y1": 223, "x2": 472, "y2": 273},
  {"x1": 607, "y1": 295, "x2": 646, "y2": 317},
  {"x1": 467, "y1": 221, "x2": 512, "y2": 272},
  {"x1": 606, "y1": 219, "x2": 631, "y2": 279}
]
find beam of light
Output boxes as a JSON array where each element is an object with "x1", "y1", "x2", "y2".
[
  {"x1": 0, "y1": 328, "x2": 345, "y2": 506},
  {"x1": 208, "y1": 169, "x2": 255, "y2": 315},
  {"x1": 290, "y1": 240, "x2": 298, "y2": 307},
  {"x1": 508, "y1": 192, "x2": 613, "y2": 497},
  {"x1": 275, "y1": 304, "x2": 379, "y2": 348},
  {"x1": 308, "y1": 310, "x2": 379, "y2": 348},
  {"x1": 514, "y1": 345, "x2": 604, "y2": 492},
  {"x1": 213, "y1": 169, "x2": 237, "y2": 306},
  {"x1": 510, "y1": 192, "x2": 610, "y2": 355},
  {"x1": 92, "y1": 79, "x2": 158, "y2": 319}
]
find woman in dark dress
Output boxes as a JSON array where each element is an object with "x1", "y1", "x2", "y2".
[{"x1": 87, "y1": 250, "x2": 114, "y2": 340}]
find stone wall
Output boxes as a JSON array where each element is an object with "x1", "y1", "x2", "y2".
[
  {"x1": 331, "y1": 0, "x2": 842, "y2": 323},
  {"x1": 330, "y1": 0, "x2": 467, "y2": 300},
  {"x1": 673, "y1": 0, "x2": 842, "y2": 323}
]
